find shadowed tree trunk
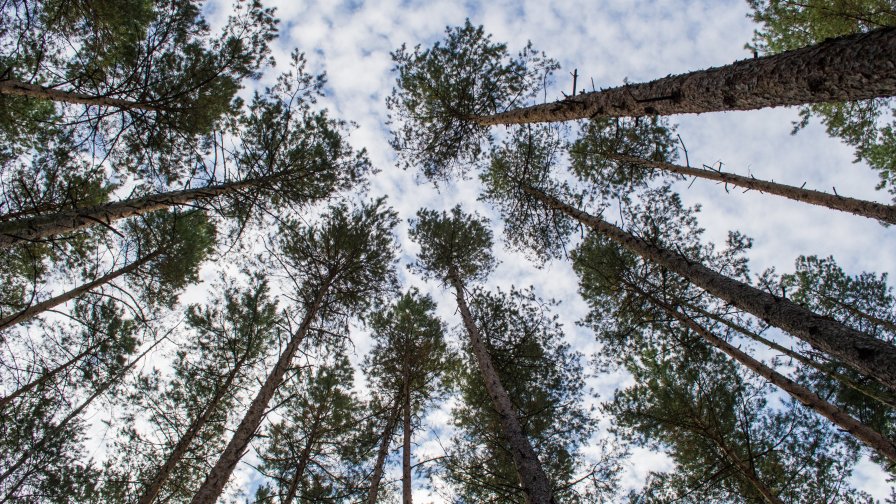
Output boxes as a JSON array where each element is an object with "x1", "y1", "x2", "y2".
[
  {"x1": 281, "y1": 411, "x2": 322, "y2": 503},
  {"x1": 447, "y1": 267, "x2": 556, "y2": 504},
  {"x1": 190, "y1": 279, "x2": 333, "y2": 504},
  {"x1": 523, "y1": 184, "x2": 896, "y2": 392},
  {"x1": 366, "y1": 400, "x2": 401, "y2": 504},
  {"x1": 701, "y1": 426, "x2": 785, "y2": 504},
  {"x1": 402, "y1": 378, "x2": 413, "y2": 504},
  {"x1": 475, "y1": 27, "x2": 896, "y2": 126},
  {"x1": 609, "y1": 153, "x2": 896, "y2": 224},
  {"x1": 635, "y1": 282, "x2": 896, "y2": 463},
  {"x1": 0, "y1": 174, "x2": 287, "y2": 249},
  {"x1": 0, "y1": 249, "x2": 162, "y2": 331},
  {"x1": 0, "y1": 78, "x2": 159, "y2": 111}
]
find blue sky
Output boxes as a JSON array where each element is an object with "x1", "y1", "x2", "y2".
[{"x1": 192, "y1": 0, "x2": 896, "y2": 500}]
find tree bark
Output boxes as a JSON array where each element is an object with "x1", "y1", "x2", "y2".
[
  {"x1": 0, "y1": 175, "x2": 285, "y2": 250},
  {"x1": 447, "y1": 269, "x2": 556, "y2": 504},
  {"x1": 642, "y1": 287, "x2": 896, "y2": 464},
  {"x1": 402, "y1": 380, "x2": 413, "y2": 504},
  {"x1": 0, "y1": 249, "x2": 162, "y2": 331},
  {"x1": 366, "y1": 398, "x2": 401, "y2": 504},
  {"x1": 702, "y1": 428, "x2": 785, "y2": 504},
  {"x1": 190, "y1": 279, "x2": 332, "y2": 504},
  {"x1": 475, "y1": 27, "x2": 896, "y2": 126},
  {"x1": 610, "y1": 154, "x2": 896, "y2": 224},
  {"x1": 136, "y1": 350, "x2": 252, "y2": 504},
  {"x1": 0, "y1": 78, "x2": 158, "y2": 111},
  {"x1": 281, "y1": 415, "x2": 321, "y2": 504},
  {"x1": 524, "y1": 184, "x2": 896, "y2": 392}
]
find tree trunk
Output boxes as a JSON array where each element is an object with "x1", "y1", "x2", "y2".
[
  {"x1": 447, "y1": 269, "x2": 556, "y2": 504},
  {"x1": 642, "y1": 286, "x2": 896, "y2": 463},
  {"x1": 282, "y1": 417, "x2": 321, "y2": 504},
  {"x1": 136, "y1": 351, "x2": 252, "y2": 504},
  {"x1": 0, "y1": 175, "x2": 285, "y2": 250},
  {"x1": 366, "y1": 399, "x2": 401, "y2": 504},
  {"x1": 0, "y1": 78, "x2": 158, "y2": 111},
  {"x1": 683, "y1": 300, "x2": 896, "y2": 410},
  {"x1": 402, "y1": 381, "x2": 413, "y2": 504},
  {"x1": 702, "y1": 428, "x2": 785, "y2": 504},
  {"x1": 190, "y1": 279, "x2": 332, "y2": 504},
  {"x1": 610, "y1": 154, "x2": 896, "y2": 224},
  {"x1": 524, "y1": 184, "x2": 896, "y2": 392},
  {"x1": 0, "y1": 336, "x2": 164, "y2": 501},
  {"x1": 475, "y1": 27, "x2": 896, "y2": 126},
  {"x1": 0, "y1": 249, "x2": 162, "y2": 330}
]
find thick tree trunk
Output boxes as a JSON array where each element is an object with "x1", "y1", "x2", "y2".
[
  {"x1": 0, "y1": 249, "x2": 162, "y2": 331},
  {"x1": 366, "y1": 399, "x2": 401, "y2": 504},
  {"x1": 611, "y1": 154, "x2": 896, "y2": 224},
  {"x1": 447, "y1": 270, "x2": 556, "y2": 504},
  {"x1": 0, "y1": 78, "x2": 157, "y2": 111},
  {"x1": 524, "y1": 184, "x2": 896, "y2": 392},
  {"x1": 402, "y1": 382, "x2": 413, "y2": 504},
  {"x1": 645, "y1": 288, "x2": 896, "y2": 463},
  {"x1": 475, "y1": 27, "x2": 896, "y2": 126},
  {"x1": 190, "y1": 280, "x2": 331, "y2": 504},
  {"x1": 683, "y1": 301, "x2": 896, "y2": 410},
  {"x1": 136, "y1": 352, "x2": 251, "y2": 504},
  {"x1": 0, "y1": 175, "x2": 282, "y2": 249},
  {"x1": 0, "y1": 336, "x2": 163, "y2": 501}
]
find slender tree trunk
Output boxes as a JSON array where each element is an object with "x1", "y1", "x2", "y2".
[
  {"x1": 642, "y1": 286, "x2": 896, "y2": 463},
  {"x1": 402, "y1": 380, "x2": 413, "y2": 504},
  {"x1": 0, "y1": 249, "x2": 162, "y2": 331},
  {"x1": 816, "y1": 291, "x2": 896, "y2": 335},
  {"x1": 447, "y1": 269, "x2": 555, "y2": 504},
  {"x1": 0, "y1": 175, "x2": 285, "y2": 249},
  {"x1": 683, "y1": 300, "x2": 896, "y2": 410},
  {"x1": 475, "y1": 27, "x2": 896, "y2": 126},
  {"x1": 0, "y1": 78, "x2": 158, "y2": 111},
  {"x1": 366, "y1": 399, "x2": 401, "y2": 504},
  {"x1": 0, "y1": 336, "x2": 164, "y2": 500},
  {"x1": 610, "y1": 153, "x2": 896, "y2": 224},
  {"x1": 702, "y1": 429, "x2": 785, "y2": 504},
  {"x1": 282, "y1": 417, "x2": 320, "y2": 504},
  {"x1": 190, "y1": 279, "x2": 332, "y2": 504},
  {"x1": 525, "y1": 184, "x2": 896, "y2": 392},
  {"x1": 136, "y1": 352, "x2": 251, "y2": 504},
  {"x1": 0, "y1": 331, "x2": 121, "y2": 409}
]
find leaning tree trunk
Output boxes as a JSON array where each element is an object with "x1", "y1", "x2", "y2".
[
  {"x1": 136, "y1": 349, "x2": 253, "y2": 504},
  {"x1": 366, "y1": 399, "x2": 401, "y2": 504},
  {"x1": 447, "y1": 268, "x2": 556, "y2": 504},
  {"x1": 0, "y1": 249, "x2": 162, "y2": 331},
  {"x1": 281, "y1": 414, "x2": 322, "y2": 504},
  {"x1": 0, "y1": 174, "x2": 285, "y2": 249},
  {"x1": 639, "y1": 285, "x2": 896, "y2": 463},
  {"x1": 701, "y1": 427, "x2": 785, "y2": 504},
  {"x1": 475, "y1": 27, "x2": 896, "y2": 126},
  {"x1": 0, "y1": 78, "x2": 158, "y2": 111},
  {"x1": 610, "y1": 154, "x2": 896, "y2": 225},
  {"x1": 524, "y1": 184, "x2": 896, "y2": 392},
  {"x1": 402, "y1": 379, "x2": 413, "y2": 504},
  {"x1": 0, "y1": 336, "x2": 164, "y2": 502},
  {"x1": 190, "y1": 279, "x2": 332, "y2": 504}
]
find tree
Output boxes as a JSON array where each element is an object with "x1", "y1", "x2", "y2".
[
  {"x1": 364, "y1": 289, "x2": 452, "y2": 504},
  {"x1": 190, "y1": 199, "x2": 399, "y2": 504},
  {"x1": 409, "y1": 206, "x2": 557, "y2": 504},
  {"x1": 748, "y1": 0, "x2": 896, "y2": 195},
  {"x1": 253, "y1": 352, "x2": 367, "y2": 503}
]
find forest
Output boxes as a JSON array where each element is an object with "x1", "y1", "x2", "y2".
[{"x1": 1, "y1": 0, "x2": 895, "y2": 502}]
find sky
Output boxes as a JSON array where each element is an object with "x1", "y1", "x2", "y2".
[{"x1": 191, "y1": 0, "x2": 896, "y2": 500}]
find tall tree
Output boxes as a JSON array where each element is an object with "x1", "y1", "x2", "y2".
[
  {"x1": 190, "y1": 199, "x2": 399, "y2": 504},
  {"x1": 409, "y1": 206, "x2": 557, "y2": 504},
  {"x1": 364, "y1": 289, "x2": 452, "y2": 504}
]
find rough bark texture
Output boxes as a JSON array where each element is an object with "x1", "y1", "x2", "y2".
[
  {"x1": 447, "y1": 270, "x2": 556, "y2": 504},
  {"x1": 475, "y1": 27, "x2": 896, "y2": 126},
  {"x1": 525, "y1": 185, "x2": 896, "y2": 392},
  {"x1": 366, "y1": 401, "x2": 400, "y2": 504},
  {"x1": 190, "y1": 281, "x2": 331, "y2": 504},
  {"x1": 612, "y1": 154, "x2": 896, "y2": 224},
  {"x1": 0, "y1": 249, "x2": 161, "y2": 330},
  {"x1": 650, "y1": 291, "x2": 896, "y2": 463},
  {"x1": 402, "y1": 381, "x2": 413, "y2": 504},
  {"x1": 0, "y1": 78, "x2": 157, "y2": 111},
  {"x1": 0, "y1": 176, "x2": 277, "y2": 249},
  {"x1": 136, "y1": 352, "x2": 251, "y2": 504}
]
